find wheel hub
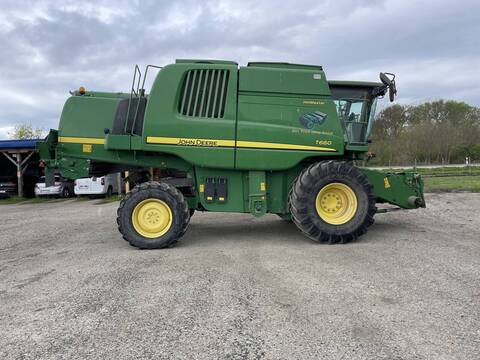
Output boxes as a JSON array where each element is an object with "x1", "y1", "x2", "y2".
[
  {"x1": 132, "y1": 199, "x2": 172, "y2": 238},
  {"x1": 315, "y1": 183, "x2": 358, "y2": 225}
]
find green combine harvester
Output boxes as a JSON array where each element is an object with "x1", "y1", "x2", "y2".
[{"x1": 38, "y1": 60, "x2": 425, "y2": 249}]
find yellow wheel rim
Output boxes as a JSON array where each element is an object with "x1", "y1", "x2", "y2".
[
  {"x1": 131, "y1": 199, "x2": 173, "y2": 238},
  {"x1": 315, "y1": 183, "x2": 358, "y2": 225}
]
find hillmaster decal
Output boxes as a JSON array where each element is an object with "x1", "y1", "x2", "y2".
[{"x1": 299, "y1": 111, "x2": 327, "y2": 129}]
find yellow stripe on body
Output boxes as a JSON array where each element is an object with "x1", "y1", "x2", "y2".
[
  {"x1": 147, "y1": 136, "x2": 336, "y2": 152},
  {"x1": 146, "y1": 136, "x2": 235, "y2": 147},
  {"x1": 58, "y1": 136, "x2": 336, "y2": 152},
  {"x1": 236, "y1": 140, "x2": 336, "y2": 152},
  {"x1": 58, "y1": 136, "x2": 105, "y2": 145}
]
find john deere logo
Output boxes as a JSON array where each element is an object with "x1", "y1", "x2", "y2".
[{"x1": 299, "y1": 111, "x2": 327, "y2": 129}]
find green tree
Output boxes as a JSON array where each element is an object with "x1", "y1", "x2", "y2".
[
  {"x1": 370, "y1": 100, "x2": 480, "y2": 165},
  {"x1": 371, "y1": 104, "x2": 408, "y2": 139},
  {"x1": 9, "y1": 124, "x2": 43, "y2": 139},
  {"x1": 370, "y1": 104, "x2": 409, "y2": 165}
]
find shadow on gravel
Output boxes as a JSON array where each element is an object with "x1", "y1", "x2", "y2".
[{"x1": 180, "y1": 218, "x2": 310, "y2": 247}]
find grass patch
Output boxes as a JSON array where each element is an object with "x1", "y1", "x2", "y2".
[
  {"x1": 0, "y1": 196, "x2": 69, "y2": 205},
  {"x1": 415, "y1": 167, "x2": 480, "y2": 176},
  {"x1": 375, "y1": 166, "x2": 480, "y2": 176},
  {"x1": 0, "y1": 196, "x2": 27, "y2": 205},
  {"x1": 0, "y1": 195, "x2": 123, "y2": 206},
  {"x1": 423, "y1": 175, "x2": 480, "y2": 193}
]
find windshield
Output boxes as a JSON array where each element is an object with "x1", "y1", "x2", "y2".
[{"x1": 331, "y1": 86, "x2": 377, "y2": 144}]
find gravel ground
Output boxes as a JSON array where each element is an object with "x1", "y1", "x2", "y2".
[{"x1": 0, "y1": 193, "x2": 479, "y2": 360}]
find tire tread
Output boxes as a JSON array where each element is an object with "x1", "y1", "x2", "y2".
[
  {"x1": 116, "y1": 181, "x2": 190, "y2": 249},
  {"x1": 289, "y1": 161, "x2": 376, "y2": 244}
]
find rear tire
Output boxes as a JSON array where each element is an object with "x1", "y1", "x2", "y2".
[
  {"x1": 290, "y1": 161, "x2": 376, "y2": 244},
  {"x1": 117, "y1": 182, "x2": 190, "y2": 249}
]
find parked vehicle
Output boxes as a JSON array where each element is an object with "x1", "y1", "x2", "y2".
[
  {"x1": 34, "y1": 175, "x2": 74, "y2": 197},
  {"x1": 74, "y1": 173, "x2": 122, "y2": 197},
  {"x1": 0, "y1": 176, "x2": 17, "y2": 198}
]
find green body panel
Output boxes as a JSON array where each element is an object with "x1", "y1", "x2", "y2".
[
  {"x1": 236, "y1": 94, "x2": 344, "y2": 169},
  {"x1": 105, "y1": 134, "x2": 131, "y2": 150},
  {"x1": 58, "y1": 93, "x2": 126, "y2": 138},
  {"x1": 141, "y1": 62, "x2": 239, "y2": 168},
  {"x1": 360, "y1": 168, "x2": 425, "y2": 209},
  {"x1": 39, "y1": 59, "x2": 426, "y2": 216},
  {"x1": 194, "y1": 167, "x2": 246, "y2": 212},
  {"x1": 39, "y1": 131, "x2": 192, "y2": 180},
  {"x1": 129, "y1": 61, "x2": 345, "y2": 170},
  {"x1": 54, "y1": 61, "x2": 350, "y2": 171},
  {"x1": 238, "y1": 65, "x2": 330, "y2": 95},
  {"x1": 247, "y1": 171, "x2": 267, "y2": 217},
  {"x1": 188, "y1": 166, "x2": 302, "y2": 214}
]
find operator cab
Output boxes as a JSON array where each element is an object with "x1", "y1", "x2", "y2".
[
  {"x1": 329, "y1": 73, "x2": 396, "y2": 145},
  {"x1": 328, "y1": 82, "x2": 378, "y2": 144}
]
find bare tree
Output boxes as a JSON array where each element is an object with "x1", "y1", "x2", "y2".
[{"x1": 8, "y1": 124, "x2": 44, "y2": 140}]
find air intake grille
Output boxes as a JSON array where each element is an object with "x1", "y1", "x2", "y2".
[{"x1": 179, "y1": 69, "x2": 229, "y2": 118}]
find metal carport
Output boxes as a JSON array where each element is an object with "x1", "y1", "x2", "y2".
[{"x1": 0, "y1": 139, "x2": 39, "y2": 197}]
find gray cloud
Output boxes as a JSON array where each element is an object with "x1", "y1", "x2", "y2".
[{"x1": 0, "y1": 0, "x2": 479, "y2": 138}]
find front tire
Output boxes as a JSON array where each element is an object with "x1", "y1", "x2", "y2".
[
  {"x1": 117, "y1": 182, "x2": 189, "y2": 249},
  {"x1": 290, "y1": 161, "x2": 376, "y2": 244}
]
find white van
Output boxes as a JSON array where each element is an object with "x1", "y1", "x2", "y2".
[{"x1": 74, "y1": 173, "x2": 122, "y2": 197}]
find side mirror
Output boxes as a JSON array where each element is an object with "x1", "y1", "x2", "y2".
[
  {"x1": 379, "y1": 72, "x2": 397, "y2": 102},
  {"x1": 380, "y1": 72, "x2": 392, "y2": 86},
  {"x1": 389, "y1": 82, "x2": 397, "y2": 102}
]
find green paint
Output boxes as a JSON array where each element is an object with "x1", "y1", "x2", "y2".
[
  {"x1": 38, "y1": 59, "x2": 425, "y2": 216},
  {"x1": 360, "y1": 169, "x2": 425, "y2": 208},
  {"x1": 247, "y1": 171, "x2": 267, "y2": 217}
]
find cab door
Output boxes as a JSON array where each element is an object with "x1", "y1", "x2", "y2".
[{"x1": 142, "y1": 62, "x2": 238, "y2": 169}]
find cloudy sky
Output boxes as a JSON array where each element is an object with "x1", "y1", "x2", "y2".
[{"x1": 0, "y1": 0, "x2": 479, "y2": 139}]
